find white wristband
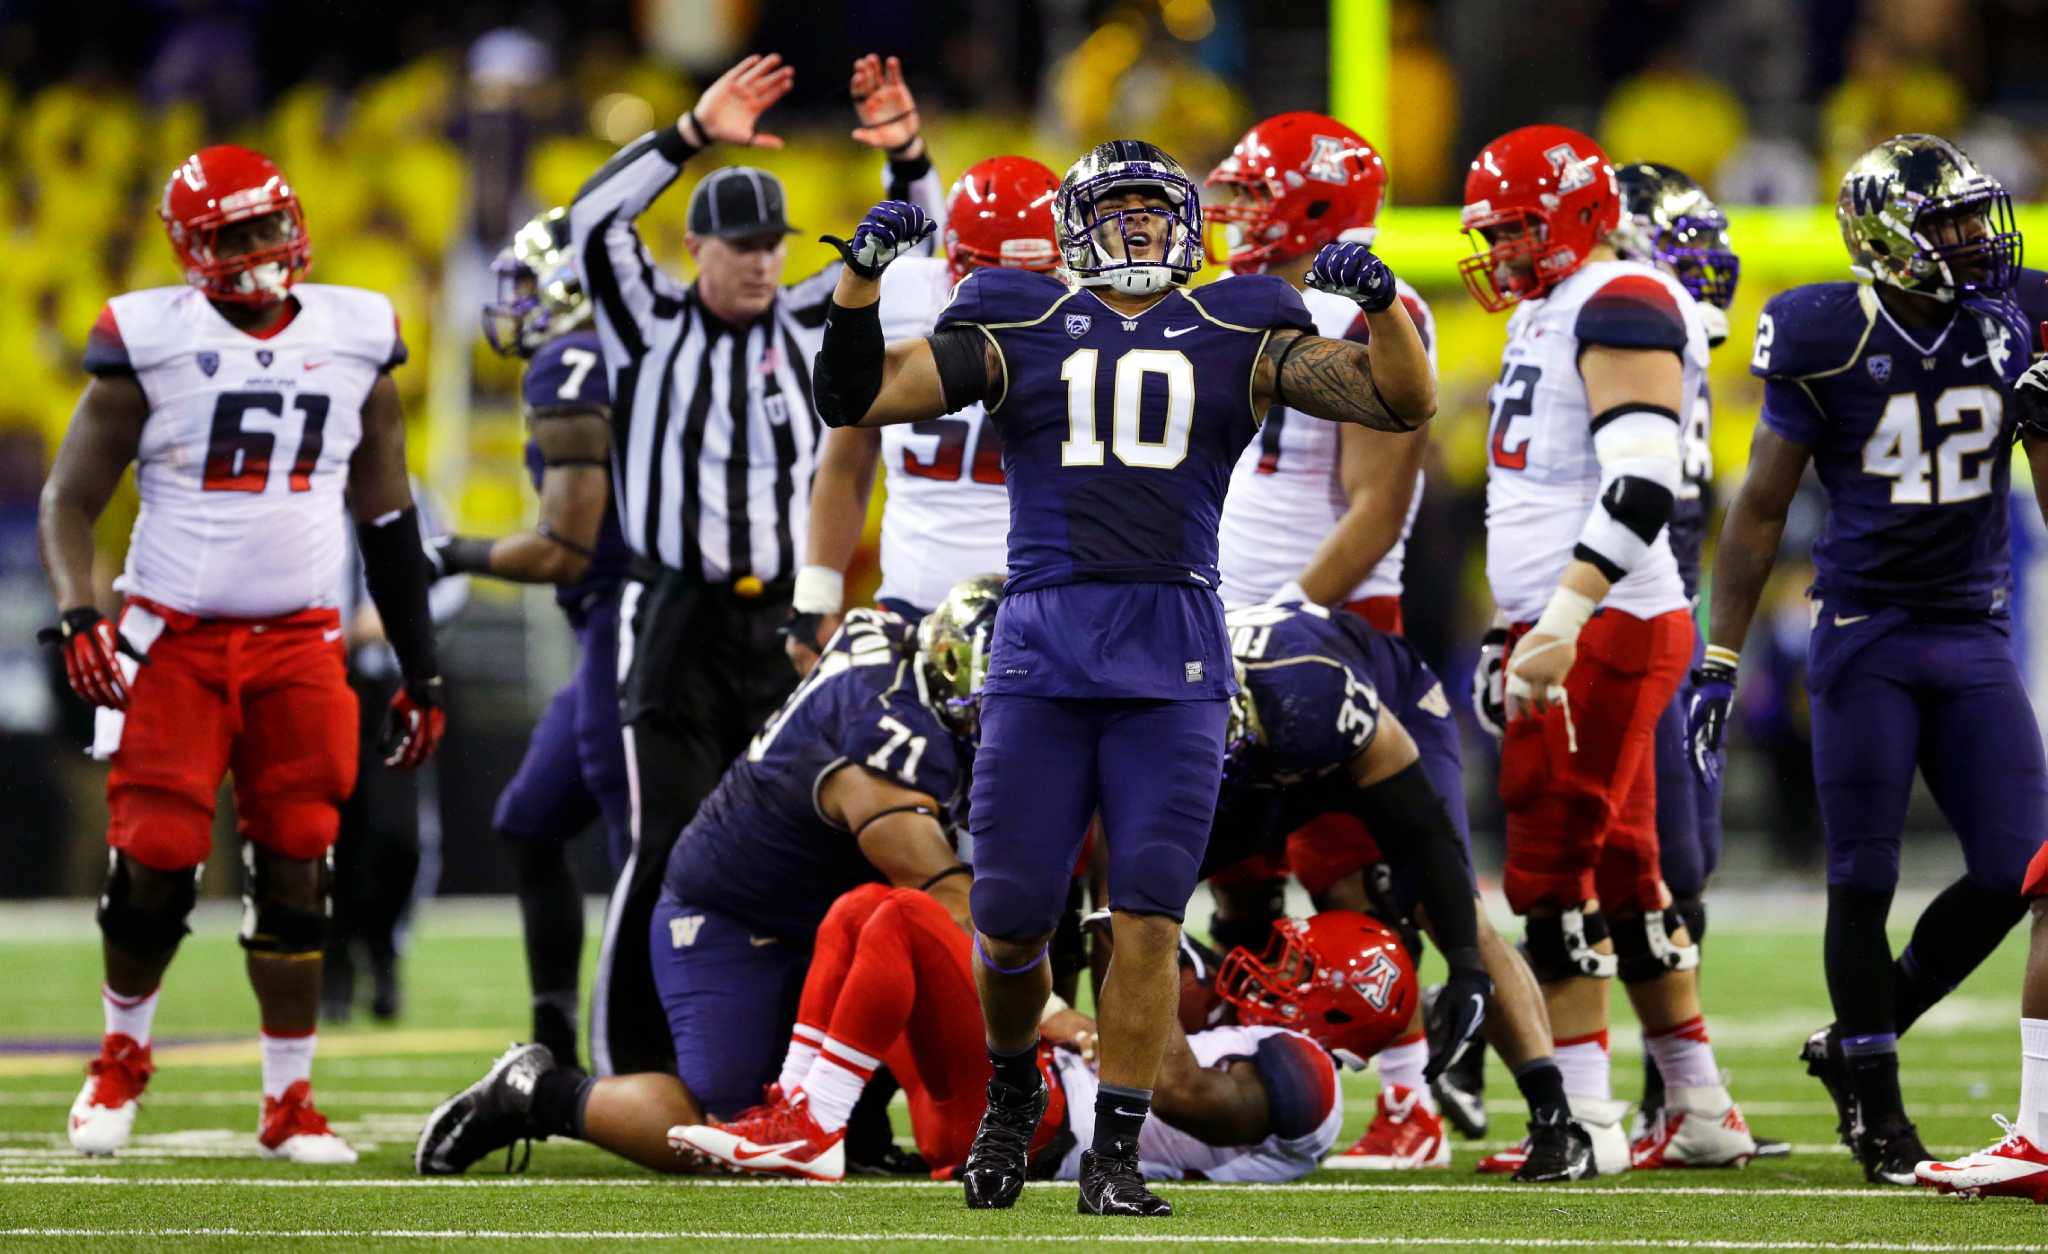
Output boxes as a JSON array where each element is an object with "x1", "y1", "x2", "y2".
[
  {"x1": 1703, "y1": 643, "x2": 1740, "y2": 672},
  {"x1": 1039, "y1": 991, "x2": 1070, "y2": 1025},
  {"x1": 793, "y1": 565, "x2": 845, "y2": 615},
  {"x1": 1266, "y1": 579, "x2": 1311, "y2": 606},
  {"x1": 1532, "y1": 587, "x2": 1598, "y2": 642}
]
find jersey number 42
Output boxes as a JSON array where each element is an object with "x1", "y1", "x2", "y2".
[{"x1": 1861, "y1": 386, "x2": 2003, "y2": 505}]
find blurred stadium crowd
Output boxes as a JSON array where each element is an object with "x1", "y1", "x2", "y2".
[{"x1": 5, "y1": 0, "x2": 2048, "y2": 901}]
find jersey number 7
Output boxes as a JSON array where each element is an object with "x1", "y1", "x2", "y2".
[{"x1": 203, "y1": 391, "x2": 330, "y2": 494}]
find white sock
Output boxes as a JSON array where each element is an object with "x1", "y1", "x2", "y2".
[
  {"x1": 260, "y1": 1031, "x2": 317, "y2": 1101},
  {"x1": 780, "y1": 1024, "x2": 824, "y2": 1097},
  {"x1": 2021, "y1": 1018, "x2": 2048, "y2": 1145},
  {"x1": 801, "y1": 1038, "x2": 880, "y2": 1134},
  {"x1": 103, "y1": 985, "x2": 160, "y2": 1047},
  {"x1": 1645, "y1": 1015, "x2": 1722, "y2": 1092},
  {"x1": 1555, "y1": 1032, "x2": 1611, "y2": 1101},
  {"x1": 1376, "y1": 1037, "x2": 1436, "y2": 1113}
]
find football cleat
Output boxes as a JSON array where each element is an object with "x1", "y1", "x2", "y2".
[
  {"x1": 1077, "y1": 1148, "x2": 1172, "y2": 1217},
  {"x1": 1430, "y1": 1024, "x2": 1488, "y2": 1140},
  {"x1": 259, "y1": 1080, "x2": 358, "y2": 1164},
  {"x1": 68, "y1": 1034, "x2": 153, "y2": 1157},
  {"x1": 1512, "y1": 1106, "x2": 1599, "y2": 1183},
  {"x1": 415, "y1": 1043, "x2": 554, "y2": 1175},
  {"x1": 960, "y1": 1078, "x2": 1048, "y2": 1209},
  {"x1": 1568, "y1": 1094, "x2": 1633, "y2": 1176},
  {"x1": 671, "y1": 1090, "x2": 846, "y2": 1182},
  {"x1": 1475, "y1": 1140, "x2": 1527, "y2": 1175},
  {"x1": 1916, "y1": 1117, "x2": 2048, "y2": 1202},
  {"x1": 1855, "y1": 1115, "x2": 1932, "y2": 1187},
  {"x1": 1325, "y1": 1085, "x2": 1451, "y2": 1169},
  {"x1": 1800, "y1": 1026, "x2": 1859, "y2": 1150},
  {"x1": 1629, "y1": 1085, "x2": 1757, "y2": 1169}
]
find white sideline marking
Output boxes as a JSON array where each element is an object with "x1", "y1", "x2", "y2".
[
  {"x1": 0, "y1": 1230, "x2": 2038, "y2": 1250},
  {"x1": 0, "y1": 1176, "x2": 1964, "y2": 1199},
  {"x1": 0, "y1": 1091, "x2": 452, "y2": 1107}
]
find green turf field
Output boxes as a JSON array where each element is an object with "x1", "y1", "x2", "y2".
[{"x1": 0, "y1": 893, "x2": 2041, "y2": 1251}]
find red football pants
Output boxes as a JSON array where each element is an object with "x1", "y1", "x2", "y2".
[
  {"x1": 1498, "y1": 608, "x2": 1693, "y2": 915},
  {"x1": 107, "y1": 599, "x2": 357, "y2": 871}
]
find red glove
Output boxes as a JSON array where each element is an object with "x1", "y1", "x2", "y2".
[
  {"x1": 381, "y1": 677, "x2": 447, "y2": 769},
  {"x1": 37, "y1": 607, "x2": 136, "y2": 709}
]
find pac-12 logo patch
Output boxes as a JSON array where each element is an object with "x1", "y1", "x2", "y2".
[
  {"x1": 256, "y1": 350, "x2": 273, "y2": 368},
  {"x1": 196, "y1": 351, "x2": 219, "y2": 377},
  {"x1": 1066, "y1": 314, "x2": 1092, "y2": 339},
  {"x1": 1866, "y1": 354, "x2": 1891, "y2": 384}
]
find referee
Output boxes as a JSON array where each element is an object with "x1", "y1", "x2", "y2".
[{"x1": 569, "y1": 53, "x2": 939, "y2": 1075}]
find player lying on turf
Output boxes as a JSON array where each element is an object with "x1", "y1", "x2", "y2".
[
  {"x1": 1696, "y1": 133, "x2": 2048, "y2": 1185},
  {"x1": 1202, "y1": 600, "x2": 1598, "y2": 1180},
  {"x1": 674, "y1": 887, "x2": 1409, "y2": 1184},
  {"x1": 41, "y1": 143, "x2": 444, "y2": 1164}
]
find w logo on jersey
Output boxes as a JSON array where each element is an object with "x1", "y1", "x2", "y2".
[
  {"x1": 1066, "y1": 314, "x2": 1093, "y2": 339},
  {"x1": 668, "y1": 914, "x2": 705, "y2": 949},
  {"x1": 1544, "y1": 143, "x2": 1595, "y2": 193},
  {"x1": 1307, "y1": 135, "x2": 1350, "y2": 184}
]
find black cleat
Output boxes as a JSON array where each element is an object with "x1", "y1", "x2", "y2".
[
  {"x1": 415, "y1": 1043, "x2": 554, "y2": 1175},
  {"x1": 1513, "y1": 1107, "x2": 1598, "y2": 1183},
  {"x1": 1423, "y1": 983, "x2": 1488, "y2": 1139},
  {"x1": 1751, "y1": 1132, "x2": 1794, "y2": 1159},
  {"x1": 1855, "y1": 1116, "x2": 1931, "y2": 1187},
  {"x1": 848, "y1": 1143, "x2": 931, "y2": 1177},
  {"x1": 1800, "y1": 1026, "x2": 1859, "y2": 1150},
  {"x1": 960, "y1": 1078, "x2": 1047, "y2": 1209},
  {"x1": 1077, "y1": 1148, "x2": 1172, "y2": 1216}
]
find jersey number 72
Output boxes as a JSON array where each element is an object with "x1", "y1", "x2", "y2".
[{"x1": 203, "y1": 390, "x2": 330, "y2": 494}]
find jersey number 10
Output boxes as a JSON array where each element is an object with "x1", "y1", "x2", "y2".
[
  {"x1": 1060, "y1": 348, "x2": 1195, "y2": 470},
  {"x1": 203, "y1": 390, "x2": 330, "y2": 494}
]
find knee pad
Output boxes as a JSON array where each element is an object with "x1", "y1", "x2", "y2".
[
  {"x1": 1251, "y1": 1031, "x2": 1340, "y2": 1140},
  {"x1": 97, "y1": 852, "x2": 198, "y2": 961},
  {"x1": 1524, "y1": 907, "x2": 1616, "y2": 983},
  {"x1": 238, "y1": 846, "x2": 331, "y2": 955},
  {"x1": 1613, "y1": 907, "x2": 1700, "y2": 984},
  {"x1": 1671, "y1": 895, "x2": 1706, "y2": 948}
]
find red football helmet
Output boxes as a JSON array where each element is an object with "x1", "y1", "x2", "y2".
[
  {"x1": 1206, "y1": 112, "x2": 1387, "y2": 273},
  {"x1": 159, "y1": 145, "x2": 311, "y2": 305},
  {"x1": 943, "y1": 155, "x2": 1060, "y2": 282},
  {"x1": 1459, "y1": 124, "x2": 1619, "y2": 312},
  {"x1": 1215, "y1": 910, "x2": 1417, "y2": 1060}
]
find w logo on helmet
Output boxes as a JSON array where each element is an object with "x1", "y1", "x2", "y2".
[
  {"x1": 1306, "y1": 135, "x2": 1350, "y2": 185},
  {"x1": 1848, "y1": 175, "x2": 1892, "y2": 218},
  {"x1": 1545, "y1": 144, "x2": 1595, "y2": 193}
]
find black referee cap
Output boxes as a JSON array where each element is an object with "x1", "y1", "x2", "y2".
[{"x1": 687, "y1": 167, "x2": 799, "y2": 240}]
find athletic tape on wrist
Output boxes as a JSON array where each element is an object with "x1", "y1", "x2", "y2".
[
  {"x1": 1039, "y1": 991, "x2": 1070, "y2": 1025},
  {"x1": 793, "y1": 565, "x2": 845, "y2": 614},
  {"x1": 1703, "y1": 643, "x2": 1740, "y2": 672},
  {"x1": 1532, "y1": 587, "x2": 1597, "y2": 642}
]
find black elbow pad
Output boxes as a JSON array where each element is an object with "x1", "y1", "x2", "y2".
[
  {"x1": 929, "y1": 325, "x2": 995, "y2": 413},
  {"x1": 813, "y1": 299, "x2": 885, "y2": 428}
]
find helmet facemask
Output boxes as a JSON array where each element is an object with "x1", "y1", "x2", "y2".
[
  {"x1": 183, "y1": 208, "x2": 310, "y2": 306},
  {"x1": 1458, "y1": 209, "x2": 1558, "y2": 313},
  {"x1": 483, "y1": 208, "x2": 592, "y2": 358},
  {"x1": 916, "y1": 575, "x2": 1003, "y2": 738},
  {"x1": 1056, "y1": 145, "x2": 1204, "y2": 297},
  {"x1": 1902, "y1": 192, "x2": 2022, "y2": 300}
]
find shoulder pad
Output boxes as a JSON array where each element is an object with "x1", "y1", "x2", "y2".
[
  {"x1": 1573, "y1": 270, "x2": 1688, "y2": 354},
  {"x1": 1750, "y1": 282, "x2": 1868, "y2": 380},
  {"x1": 843, "y1": 676, "x2": 964, "y2": 799},
  {"x1": 936, "y1": 267, "x2": 1072, "y2": 331},
  {"x1": 83, "y1": 303, "x2": 132, "y2": 377},
  {"x1": 299, "y1": 284, "x2": 407, "y2": 370},
  {"x1": 2013, "y1": 268, "x2": 2048, "y2": 337},
  {"x1": 102, "y1": 288, "x2": 195, "y2": 372},
  {"x1": 524, "y1": 332, "x2": 610, "y2": 411},
  {"x1": 1183, "y1": 273, "x2": 1314, "y2": 334}
]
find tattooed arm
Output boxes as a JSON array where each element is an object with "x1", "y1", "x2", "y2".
[{"x1": 1253, "y1": 321, "x2": 1435, "y2": 433}]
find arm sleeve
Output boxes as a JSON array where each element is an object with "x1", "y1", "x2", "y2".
[
  {"x1": 566, "y1": 127, "x2": 701, "y2": 359},
  {"x1": 1574, "y1": 275, "x2": 1688, "y2": 353},
  {"x1": 355, "y1": 507, "x2": 441, "y2": 685}
]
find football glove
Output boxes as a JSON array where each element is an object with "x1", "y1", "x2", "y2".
[
  {"x1": 1424, "y1": 962, "x2": 1492, "y2": 1084},
  {"x1": 822, "y1": 200, "x2": 934, "y2": 280},
  {"x1": 37, "y1": 607, "x2": 143, "y2": 710},
  {"x1": 382, "y1": 676, "x2": 447, "y2": 769},
  {"x1": 2014, "y1": 355, "x2": 2048, "y2": 441},
  {"x1": 1471, "y1": 622, "x2": 1508, "y2": 741},
  {"x1": 1686, "y1": 649, "x2": 1737, "y2": 786},
  {"x1": 1305, "y1": 241, "x2": 1397, "y2": 313}
]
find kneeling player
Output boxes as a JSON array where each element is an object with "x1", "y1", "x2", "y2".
[{"x1": 414, "y1": 583, "x2": 996, "y2": 1175}]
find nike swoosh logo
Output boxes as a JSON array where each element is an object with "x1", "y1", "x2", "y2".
[
  {"x1": 1833, "y1": 614, "x2": 1870, "y2": 627},
  {"x1": 304, "y1": 360, "x2": 328, "y2": 371},
  {"x1": 733, "y1": 1140, "x2": 805, "y2": 1161},
  {"x1": 748, "y1": 936, "x2": 778, "y2": 947},
  {"x1": 1961, "y1": 352, "x2": 1989, "y2": 368},
  {"x1": 1111, "y1": 1106, "x2": 1149, "y2": 1119},
  {"x1": 1162, "y1": 326, "x2": 1197, "y2": 339}
]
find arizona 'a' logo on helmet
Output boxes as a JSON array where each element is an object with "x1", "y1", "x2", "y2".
[
  {"x1": 1836, "y1": 133, "x2": 2021, "y2": 302},
  {"x1": 1054, "y1": 140, "x2": 1204, "y2": 297},
  {"x1": 1206, "y1": 111, "x2": 1388, "y2": 273},
  {"x1": 483, "y1": 207, "x2": 593, "y2": 358}
]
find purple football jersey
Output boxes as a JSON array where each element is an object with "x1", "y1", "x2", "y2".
[{"x1": 521, "y1": 329, "x2": 632, "y2": 621}]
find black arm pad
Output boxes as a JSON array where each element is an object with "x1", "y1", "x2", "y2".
[
  {"x1": 1600, "y1": 474, "x2": 1677, "y2": 543},
  {"x1": 436, "y1": 536, "x2": 495, "y2": 576},
  {"x1": 356, "y1": 507, "x2": 441, "y2": 685},
  {"x1": 930, "y1": 325, "x2": 995, "y2": 413},
  {"x1": 1348, "y1": 759, "x2": 1482, "y2": 964},
  {"x1": 813, "y1": 298, "x2": 886, "y2": 428}
]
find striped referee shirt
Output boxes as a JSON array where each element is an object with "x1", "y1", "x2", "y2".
[{"x1": 567, "y1": 127, "x2": 940, "y2": 584}]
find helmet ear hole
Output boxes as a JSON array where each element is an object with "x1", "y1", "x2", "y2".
[{"x1": 1304, "y1": 199, "x2": 1331, "y2": 221}]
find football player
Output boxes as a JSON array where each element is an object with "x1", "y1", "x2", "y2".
[
  {"x1": 1461, "y1": 124, "x2": 1755, "y2": 1175},
  {"x1": 812, "y1": 138, "x2": 1434, "y2": 1216},
  {"x1": 1205, "y1": 600, "x2": 1594, "y2": 1179},
  {"x1": 415, "y1": 588, "x2": 986, "y2": 1176},
  {"x1": 40, "y1": 145, "x2": 445, "y2": 1161},
  {"x1": 1203, "y1": 111, "x2": 1455, "y2": 1159},
  {"x1": 790, "y1": 155, "x2": 1060, "y2": 667},
  {"x1": 425, "y1": 206, "x2": 630, "y2": 1071},
  {"x1": 1695, "y1": 134, "x2": 2048, "y2": 1184}
]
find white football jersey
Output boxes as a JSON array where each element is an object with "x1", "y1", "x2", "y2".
[
  {"x1": 1217, "y1": 279, "x2": 1436, "y2": 610},
  {"x1": 1483, "y1": 260, "x2": 1706, "y2": 623},
  {"x1": 874, "y1": 256, "x2": 1008, "y2": 612},
  {"x1": 99, "y1": 283, "x2": 404, "y2": 619},
  {"x1": 1052, "y1": 1024, "x2": 1342, "y2": 1182}
]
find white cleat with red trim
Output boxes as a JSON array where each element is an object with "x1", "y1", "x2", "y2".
[
  {"x1": 68, "y1": 1034, "x2": 153, "y2": 1157},
  {"x1": 1916, "y1": 1117, "x2": 2048, "y2": 1202},
  {"x1": 672, "y1": 1089, "x2": 846, "y2": 1181},
  {"x1": 1326, "y1": 1085, "x2": 1451, "y2": 1169},
  {"x1": 259, "y1": 1080, "x2": 358, "y2": 1164},
  {"x1": 1630, "y1": 1085, "x2": 1757, "y2": 1169}
]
